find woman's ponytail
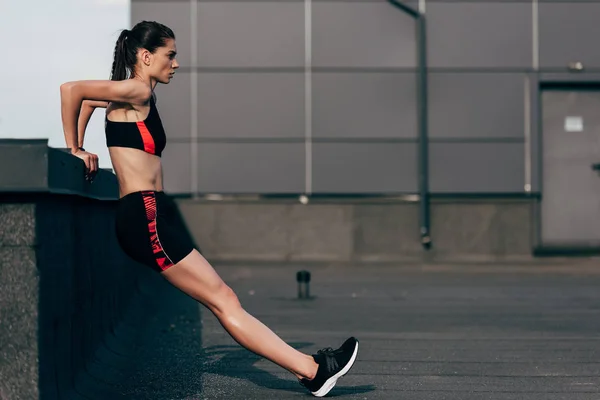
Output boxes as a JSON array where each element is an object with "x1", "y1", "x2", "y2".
[{"x1": 110, "y1": 29, "x2": 135, "y2": 81}]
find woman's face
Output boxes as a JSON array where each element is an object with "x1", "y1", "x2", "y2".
[{"x1": 150, "y1": 38, "x2": 179, "y2": 84}]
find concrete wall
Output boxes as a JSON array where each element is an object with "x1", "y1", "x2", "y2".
[
  {"x1": 0, "y1": 202, "x2": 38, "y2": 400},
  {"x1": 131, "y1": 1, "x2": 600, "y2": 196},
  {"x1": 177, "y1": 197, "x2": 534, "y2": 263},
  {"x1": 0, "y1": 140, "x2": 173, "y2": 399},
  {"x1": 0, "y1": 195, "x2": 163, "y2": 399}
]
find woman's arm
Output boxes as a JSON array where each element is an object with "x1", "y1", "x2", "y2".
[
  {"x1": 77, "y1": 100, "x2": 108, "y2": 148},
  {"x1": 60, "y1": 79, "x2": 151, "y2": 153},
  {"x1": 60, "y1": 79, "x2": 151, "y2": 176}
]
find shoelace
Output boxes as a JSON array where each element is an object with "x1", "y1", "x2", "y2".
[
  {"x1": 317, "y1": 347, "x2": 341, "y2": 373},
  {"x1": 298, "y1": 347, "x2": 343, "y2": 388}
]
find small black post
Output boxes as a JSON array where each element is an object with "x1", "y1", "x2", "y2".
[{"x1": 296, "y1": 270, "x2": 311, "y2": 299}]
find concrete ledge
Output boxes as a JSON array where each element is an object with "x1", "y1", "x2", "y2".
[
  {"x1": 0, "y1": 139, "x2": 118, "y2": 200},
  {"x1": 176, "y1": 197, "x2": 534, "y2": 263}
]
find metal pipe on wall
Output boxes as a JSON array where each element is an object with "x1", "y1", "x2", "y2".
[
  {"x1": 387, "y1": 0, "x2": 430, "y2": 248},
  {"x1": 190, "y1": 0, "x2": 199, "y2": 199},
  {"x1": 305, "y1": 0, "x2": 313, "y2": 195},
  {"x1": 416, "y1": 15, "x2": 430, "y2": 248}
]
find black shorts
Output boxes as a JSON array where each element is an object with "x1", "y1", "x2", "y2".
[{"x1": 115, "y1": 190, "x2": 195, "y2": 272}]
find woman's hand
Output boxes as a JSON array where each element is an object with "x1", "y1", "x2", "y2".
[{"x1": 72, "y1": 149, "x2": 99, "y2": 181}]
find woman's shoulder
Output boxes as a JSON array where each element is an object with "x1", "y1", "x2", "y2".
[
  {"x1": 61, "y1": 78, "x2": 152, "y2": 106},
  {"x1": 115, "y1": 79, "x2": 153, "y2": 105},
  {"x1": 106, "y1": 86, "x2": 154, "y2": 114}
]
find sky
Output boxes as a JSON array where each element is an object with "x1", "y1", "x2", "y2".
[{"x1": 0, "y1": 0, "x2": 130, "y2": 168}]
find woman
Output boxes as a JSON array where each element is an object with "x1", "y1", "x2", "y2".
[{"x1": 60, "y1": 21, "x2": 358, "y2": 397}]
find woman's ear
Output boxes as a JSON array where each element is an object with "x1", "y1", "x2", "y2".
[{"x1": 140, "y1": 48, "x2": 152, "y2": 66}]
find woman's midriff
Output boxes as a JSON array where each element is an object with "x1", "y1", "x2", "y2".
[{"x1": 108, "y1": 147, "x2": 164, "y2": 198}]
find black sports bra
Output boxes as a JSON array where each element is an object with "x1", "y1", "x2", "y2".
[{"x1": 105, "y1": 96, "x2": 167, "y2": 157}]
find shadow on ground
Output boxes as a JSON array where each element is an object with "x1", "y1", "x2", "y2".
[
  {"x1": 201, "y1": 343, "x2": 376, "y2": 397},
  {"x1": 111, "y1": 281, "x2": 206, "y2": 400},
  {"x1": 73, "y1": 277, "x2": 375, "y2": 399}
]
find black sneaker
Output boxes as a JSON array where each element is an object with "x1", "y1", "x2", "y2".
[{"x1": 299, "y1": 337, "x2": 359, "y2": 397}]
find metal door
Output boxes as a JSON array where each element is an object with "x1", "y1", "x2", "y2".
[{"x1": 540, "y1": 87, "x2": 600, "y2": 250}]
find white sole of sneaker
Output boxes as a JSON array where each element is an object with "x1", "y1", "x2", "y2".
[{"x1": 311, "y1": 341, "x2": 359, "y2": 398}]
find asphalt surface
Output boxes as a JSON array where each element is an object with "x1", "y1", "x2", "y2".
[{"x1": 78, "y1": 260, "x2": 600, "y2": 399}]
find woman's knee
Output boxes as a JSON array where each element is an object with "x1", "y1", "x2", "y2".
[{"x1": 211, "y1": 283, "x2": 242, "y2": 316}]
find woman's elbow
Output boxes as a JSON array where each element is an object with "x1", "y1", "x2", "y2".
[
  {"x1": 60, "y1": 82, "x2": 73, "y2": 93},
  {"x1": 60, "y1": 83, "x2": 74, "y2": 101},
  {"x1": 60, "y1": 82, "x2": 83, "y2": 104},
  {"x1": 60, "y1": 81, "x2": 82, "y2": 97}
]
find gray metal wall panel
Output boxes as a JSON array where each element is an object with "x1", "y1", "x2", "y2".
[
  {"x1": 430, "y1": 143, "x2": 525, "y2": 193},
  {"x1": 312, "y1": 143, "x2": 418, "y2": 193},
  {"x1": 197, "y1": 2, "x2": 304, "y2": 67},
  {"x1": 427, "y1": 2, "x2": 532, "y2": 69},
  {"x1": 313, "y1": 72, "x2": 417, "y2": 139},
  {"x1": 131, "y1": 2, "x2": 192, "y2": 68},
  {"x1": 429, "y1": 73, "x2": 526, "y2": 139},
  {"x1": 162, "y1": 141, "x2": 191, "y2": 194},
  {"x1": 197, "y1": 143, "x2": 304, "y2": 193},
  {"x1": 539, "y1": 3, "x2": 600, "y2": 69},
  {"x1": 132, "y1": 0, "x2": 554, "y2": 196},
  {"x1": 197, "y1": 73, "x2": 304, "y2": 138},
  {"x1": 312, "y1": 1, "x2": 417, "y2": 68},
  {"x1": 154, "y1": 71, "x2": 191, "y2": 140}
]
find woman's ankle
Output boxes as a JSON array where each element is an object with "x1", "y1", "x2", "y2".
[{"x1": 302, "y1": 355, "x2": 319, "y2": 380}]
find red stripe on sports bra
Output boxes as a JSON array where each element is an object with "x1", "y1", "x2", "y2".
[{"x1": 136, "y1": 121, "x2": 156, "y2": 154}]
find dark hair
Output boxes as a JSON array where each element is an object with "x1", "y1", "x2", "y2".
[{"x1": 110, "y1": 21, "x2": 175, "y2": 81}]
